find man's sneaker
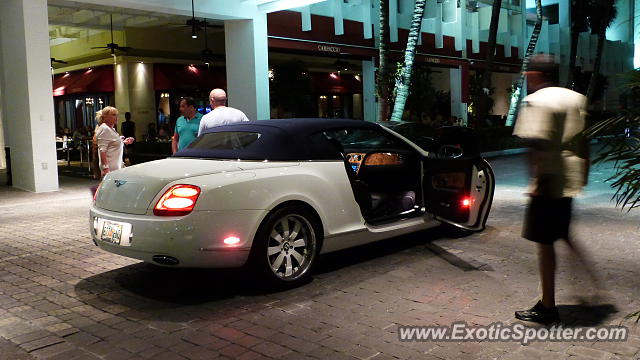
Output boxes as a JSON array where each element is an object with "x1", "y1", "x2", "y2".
[{"x1": 515, "y1": 301, "x2": 560, "y2": 324}]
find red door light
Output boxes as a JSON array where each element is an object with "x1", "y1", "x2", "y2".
[
  {"x1": 460, "y1": 197, "x2": 472, "y2": 208},
  {"x1": 154, "y1": 185, "x2": 201, "y2": 216},
  {"x1": 223, "y1": 236, "x2": 241, "y2": 245}
]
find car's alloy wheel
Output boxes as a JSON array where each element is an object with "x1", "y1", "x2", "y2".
[
  {"x1": 251, "y1": 206, "x2": 320, "y2": 284},
  {"x1": 267, "y1": 214, "x2": 316, "y2": 281}
]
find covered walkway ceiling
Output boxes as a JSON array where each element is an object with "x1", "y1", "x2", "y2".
[{"x1": 48, "y1": 0, "x2": 328, "y2": 45}]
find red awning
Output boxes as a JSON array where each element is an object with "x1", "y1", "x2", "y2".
[
  {"x1": 310, "y1": 72, "x2": 362, "y2": 94},
  {"x1": 52, "y1": 66, "x2": 114, "y2": 96},
  {"x1": 153, "y1": 64, "x2": 226, "y2": 91}
]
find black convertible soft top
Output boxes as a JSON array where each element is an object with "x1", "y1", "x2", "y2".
[{"x1": 174, "y1": 118, "x2": 381, "y2": 161}]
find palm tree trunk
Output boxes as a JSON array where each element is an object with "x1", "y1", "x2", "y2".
[
  {"x1": 477, "y1": 0, "x2": 503, "y2": 127},
  {"x1": 390, "y1": 0, "x2": 427, "y2": 121},
  {"x1": 566, "y1": 0, "x2": 585, "y2": 89},
  {"x1": 566, "y1": 29, "x2": 580, "y2": 88},
  {"x1": 505, "y1": 0, "x2": 542, "y2": 127},
  {"x1": 377, "y1": 0, "x2": 392, "y2": 122},
  {"x1": 586, "y1": 30, "x2": 605, "y2": 105}
]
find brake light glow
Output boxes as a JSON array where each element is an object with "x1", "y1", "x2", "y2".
[
  {"x1": 461, "y1": 197, "x2": 472, "y2": 208},
  {"x1": 223, "y1": 236, "x2": 241, "y2": 245},
  {"x1": 154, "y1": 184, "x2": 201, "y2": 216}
]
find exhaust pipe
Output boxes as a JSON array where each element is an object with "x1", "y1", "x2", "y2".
[{"x1": 152, "y1": 255, "x2": 179, "y2": 266}]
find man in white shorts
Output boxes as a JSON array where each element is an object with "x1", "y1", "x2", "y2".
[{"x1": 198, "y1": 88, "x2": 249, "y2": 136}]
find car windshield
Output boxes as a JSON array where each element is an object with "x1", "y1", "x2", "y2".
[{"x1": 187, "y1": 131, "x2": 261, "y2": 150}]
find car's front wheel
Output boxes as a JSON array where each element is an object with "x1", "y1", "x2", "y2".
[{"x1": 250, "y1": 206, "x2": 321, "y2": 285}]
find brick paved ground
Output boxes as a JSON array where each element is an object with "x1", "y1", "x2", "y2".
[{"x1": 0, "y1": 154, "x2": 639, "y2": 360}]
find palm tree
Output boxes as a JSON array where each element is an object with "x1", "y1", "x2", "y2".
[
  {"x1": 389, "y1": 0, "x2": 427, "y2": 121},
  {"x1": 377, "y1": 0, "x2": 393, "y2": 122},
  {"x1": 505, "y1": 0, "x2": 542, "y2": 126},
  {"x1": 584, "y1": 69, "x2": 640, "y2": 210},
  {"x1": 475, "y1": 0, "x2": 503, "y2": 127},
  {"x1": 566, "y1": 0, "x2": 589, "y2": 89},
  {"x1": 584, "y1": 69, "x2": 640, "y2": 324},
  {"x1": 585, "y1": 0, "x2": 617, "y2": 106}
]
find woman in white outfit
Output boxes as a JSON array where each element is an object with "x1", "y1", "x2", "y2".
[{"x1": 95, "y1": 106, "x2": 134, "y2": 178}]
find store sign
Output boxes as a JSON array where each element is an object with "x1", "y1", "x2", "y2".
[
  {"x1": 318, "y1": 44, "x2": 341, "y2": 53},
  {"x1": 423, "y1": 57, "x2": 442, "y2": 64}
]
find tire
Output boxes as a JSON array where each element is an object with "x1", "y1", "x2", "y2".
[{"x1": 249, "y1": 205, "x2": 321, "y2": 285}]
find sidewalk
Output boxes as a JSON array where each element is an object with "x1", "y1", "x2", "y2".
[{"x1": 0, "y1": 148, "x2": 639, "y2": 360}]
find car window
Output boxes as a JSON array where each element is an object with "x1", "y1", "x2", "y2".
[
  {"x1": 321, "y1": 128, "x2": 407, "y2": 152},
  {"x1": 188, "y1": 131, "x2": 261, "y2": 150}
]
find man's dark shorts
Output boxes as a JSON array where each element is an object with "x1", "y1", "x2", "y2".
[{"x1": 523, "y1": 196, "x2": 572, "y2": 244}]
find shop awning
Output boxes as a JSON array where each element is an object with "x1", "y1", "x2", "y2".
[
  {"x1": 52, "y1": 66, "x2": 114, "y2": 96},
  {"x1": 153, "y1": 64, "x2": 226, "y2": 91}
]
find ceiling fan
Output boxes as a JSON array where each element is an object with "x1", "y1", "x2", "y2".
[
  {"x1": 200, "y1": 20, "x2": 221, "y2": 65},
  {"x1": 91, "y1": 14, "x2": 132, "y2": 55},
  {"x1": 50, "y1": 57, "x2": 68, "y2": 65},
  {"x1": 168, "y1": 0, "x2": 223, "y2": 39}
]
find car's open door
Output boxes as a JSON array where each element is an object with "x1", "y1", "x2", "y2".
[{"x1": 423, "y1": 127, "x2": 495, "y2": 231}]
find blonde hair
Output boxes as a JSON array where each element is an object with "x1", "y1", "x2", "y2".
[{"x1": 95, "y1": 106, "x2": 119, "y2": 124}]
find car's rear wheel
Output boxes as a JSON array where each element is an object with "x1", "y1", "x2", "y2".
[{"x1": 250, "y1": 206, "x2": 320, "y2": 285}]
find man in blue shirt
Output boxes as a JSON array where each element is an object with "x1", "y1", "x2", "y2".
[{"x1": 172, "y1": 97, "x2": 203, "y2": 153}]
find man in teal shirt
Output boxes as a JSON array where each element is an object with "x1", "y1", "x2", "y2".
[{"x1": 172, "y1": 97, "x2": 203, "y2": 153}]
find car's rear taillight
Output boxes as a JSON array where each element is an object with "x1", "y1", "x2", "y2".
[{"x1": 154, "y1": 185, "x2": 201, "y2": 216}]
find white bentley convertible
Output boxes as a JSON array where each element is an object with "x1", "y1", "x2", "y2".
[{"x1": 90, "y1": 119, "x2": 494, "y2": 284}]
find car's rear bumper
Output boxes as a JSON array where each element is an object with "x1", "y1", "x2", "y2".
[
  {"x1": 89, "y1": 205, "x2": 266, "y2": 268},
  {"x1": 94, "y1": 240, "x2": 251, "y2": 268}
]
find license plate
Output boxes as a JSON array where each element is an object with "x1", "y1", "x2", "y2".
[{"x1": 101, "y1": 220, "x2": 123, "y2": 244}]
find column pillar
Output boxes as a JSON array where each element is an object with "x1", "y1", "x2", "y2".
[
  {"x1": 450, "y1": 65, "x2": 469, "y2": 126},
  {"x1": 362, "y1": 59, "x2": 377, "y2": 122},
  {"x1": 127, "y1": 62, "x2": 155, "y2": 141},
  {"x1": 114, "y1": 60, "x2": 131, "y2": 116},
  {"x1": 224, "y1": 14, "x2": 270, "y2": 120},
  {"x1": 0, "y1": 77, "x2": 6, "y2": 170},
  {"x1": 0, "y1": 0, "x2": 58, "y2": 192}
]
